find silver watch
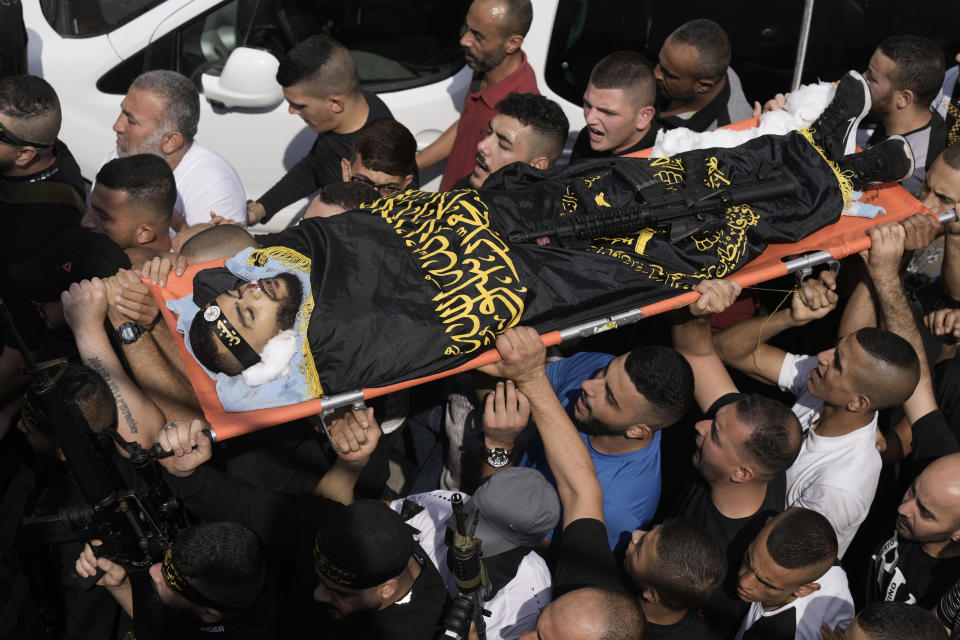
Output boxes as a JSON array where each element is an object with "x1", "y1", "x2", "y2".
[{"x1": 484, "y1": 446, "x2": 513, "y2": 468}]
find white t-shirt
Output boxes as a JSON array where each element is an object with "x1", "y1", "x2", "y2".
[
  {"x1": 99, "y1": 143, "x2": 246, "y2": 226},
  {"x1": 735, "y1": 565, "x2": 855, "y2": 640},
  {"x1": 779, "y1": 353, "x2": 882, "y2": 557},
  {"x1": 390, "y1": 491, "x2": 552, "y2": 640}
]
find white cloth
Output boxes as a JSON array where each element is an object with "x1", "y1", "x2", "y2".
[
  {"x1": 390, "y1": 491, "x2": 552, "y2": 640},
  {"x1": 99, "y1": 142, "x2": 247, "y2": 226},
  {"x1": 735, "y1": 565, "x2": 855, "y2": 640},
  {"x1": 779, "y1": 353, "x2": 882, "y2": 557},
  {"x1": 652, "y1": 81, "x2": 834, "y2": 158}
]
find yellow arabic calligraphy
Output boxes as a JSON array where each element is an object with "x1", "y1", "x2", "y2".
[{"x1": 370, "y1": 190, "x2": 526, "y2": 356}]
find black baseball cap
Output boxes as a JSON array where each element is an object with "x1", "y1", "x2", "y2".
[
  {"x1": 9, "y1": 228, "x2": 131, "y2": 302},
  {"x1": 313, "y1": 500, "x2": 415, "y2": 590}
]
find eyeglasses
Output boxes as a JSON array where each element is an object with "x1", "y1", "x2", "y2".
[
  {"x1": 0, "y1": 121, "x2": 53, "y2": 149},
  {"x1": 349, "y1": 175, "x2": 403, "y2": 197}
]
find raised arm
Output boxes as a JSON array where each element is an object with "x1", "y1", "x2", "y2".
[
  {"x1": 838, "y1": 213, "x2": 942, "y2": 338},
  {"x1": 104, "y1": 270, "x2": 201, "y2": 422},
  {"x1": 671, "y1": 279, "x2": 743, "y2": 411},
  {"x1": 480, "y1": 327, "x2": 602, "y2": 527},
  {"x1": 862, "y1": 223, "x2": 937, "y2": 421},
  {"x1": 713, "y1": 272, "x2": 837, "y2": 385},
  {"x1": 313, "y1": 406, "x2": 382, "y2": 504},
  {"x1": 62, "y1": 279, "x2": 166, "y2": 448}
]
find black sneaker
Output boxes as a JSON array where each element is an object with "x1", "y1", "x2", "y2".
[
  {"x1": 839, "y1": 135, "x2": 915, "y2": 189},
  {"x1": 811, "y1": 70, "x2": 871, "y2": 161}
]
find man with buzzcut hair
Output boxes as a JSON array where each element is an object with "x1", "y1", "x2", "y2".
[
  {"x1": 417, "y1": 0, "x2": 539, "y2": 191},
  {"x1": 247, "y1": 35, "x2": 393, "y2": 226},
  {"x1": 860, "y1": 35, "x2": 947, "y2": 194},
  {"x1": 714, "y1": 266, "x2": 921, "y2": 558},
  {"x1": 83, "y1": 154, "x2": 176, "y2": 254},
  {"x1": 654, "y1": 18, "x2": 753, "y2": 132},
  {"x1": 623, "y1": 518, "x2": 727, "y2": 638},
  {"x1": 735, "y1": 507, "x2": 855, "y2": 639},
  {"x1": 104, "y1": 70, "x2": 246, "y2": 225},
  {"x1": 467, "y1": 91, "x2": 568, "y2": 188},
  {"x1": 570, "y1": 50, "x2": 658, "y2": 164}
]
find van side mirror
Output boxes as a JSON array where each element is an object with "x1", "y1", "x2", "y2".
[{"x1": 201, "y1": 47, "x2": 283, "y2": 109}]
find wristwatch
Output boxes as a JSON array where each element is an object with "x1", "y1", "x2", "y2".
[
  {"x1": 116, "y1": 322, "x2": 145, "y2": 345},
  {"x1": 484, "y1": 446, "x2": 514, "y2": 468}
]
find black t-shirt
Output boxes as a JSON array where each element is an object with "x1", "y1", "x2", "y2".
[
  {"x1": 673, "y1": 476, "x2": 785, "y2": 640},
  {"x1": 567, "y1": 121, "x2": 661, "y2": 166},
  {"x1": 0, "y1": 141, "x2": 85, "y2": 346},
  {"x1": 257, "y1": 91, "x2": 394, "y2": 220},
  {"x1": 867, "y1": 529, "x2": 960, "y2": 609},
  {"x1": 551, "y1": 518, "x2": 625, "y2": 597},
  {"x1": 673, "y1": 392, "x2": 786, "y2": 640},
  {"x1": 648, "y1": 609, "x2": 709, "y2": 640}
]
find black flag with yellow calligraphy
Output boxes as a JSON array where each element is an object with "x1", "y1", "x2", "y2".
[{"x1": 257, "y1": 130, "x2": 847, "y2": 395}]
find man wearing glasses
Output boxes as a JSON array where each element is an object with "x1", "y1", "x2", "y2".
[{"x1": 339, "y1": 117, "x2": 418, "y2": 197}]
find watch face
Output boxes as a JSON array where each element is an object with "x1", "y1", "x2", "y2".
[
  {"x1": 486, "y1": 448, "x2": 511, "y2": 468},
  {"x1": 118, "y1": 323, "x2": 142, "y2": 343}
]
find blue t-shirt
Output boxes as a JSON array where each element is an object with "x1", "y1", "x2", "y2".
[{"x1": 517, "y1": 352, "x2": 662, "y2": 550}]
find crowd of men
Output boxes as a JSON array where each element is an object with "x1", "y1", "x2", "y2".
[{"x1": 3, "y1": 1, "x2": 960, "y2": 639}]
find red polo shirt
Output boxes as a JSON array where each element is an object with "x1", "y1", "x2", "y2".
[{"x1": 440, "y1": 51, "x2": 539, "y2": 191}]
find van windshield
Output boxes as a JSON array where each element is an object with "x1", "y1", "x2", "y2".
[{"x1": 41, "y1": 0, "x2": 166, "y2": 37}]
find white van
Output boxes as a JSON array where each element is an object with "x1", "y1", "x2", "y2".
[{"x1": 24, "y1": 0, "x2": 589, "y2": 228}]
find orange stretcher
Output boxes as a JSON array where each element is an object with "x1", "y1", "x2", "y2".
[{"x1": 147, "y1": 117, "x2": 947, "y2": 442}]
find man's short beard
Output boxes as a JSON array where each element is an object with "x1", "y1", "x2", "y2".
[
  {"x1": 898, "y1": 517, "x2": 955, "y2": 544},
  {"x1": 274, "y1": 272, "x2": 304, "y2": 330},
  {"x1": 118, "y1": 126, "x2": 166, "y2": 158},
  {"x1": 577, "y1": 415, "x2": 625, "y2": 437},
  {"x1": 466, "y1": 47, "x2": 507, "y2": 74},
  {"x1": 868, "y1": 92, "x2": 893, "y2": 121}
]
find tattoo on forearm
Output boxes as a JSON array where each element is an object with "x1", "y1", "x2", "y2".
[{"x1": 87, "y1": 356, "x2": 139, "y2": 434}]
